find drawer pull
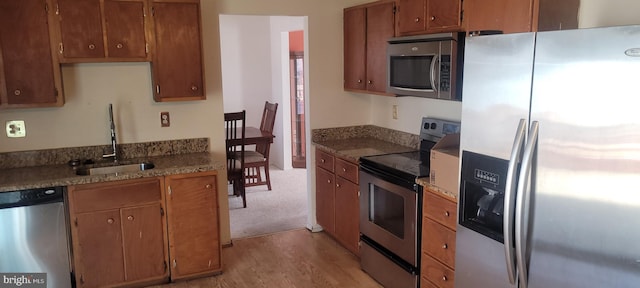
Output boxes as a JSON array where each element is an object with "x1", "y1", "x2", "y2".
[
  {"x1": 107, "y1": 218, "x2": 114, "y2": 224},
  {"x1": 357, "y1": 79, "x2": 362, "y2": 83},
  {"x1": 336, "y1": 183, "x2": 341, "y2": 188},
  {"x1": 415, "y1": 17, "x2": 420, "y2": 23},
  {"x1": 320, "y1": 159, "x2": 325, "y2": 163},
  {"x1": 342, "y1": 168, "x2": 347, "y2": 172},
  {"x1": 127, "y1": 215, "x2": 134, "y2": 221},
  {"x1": 327, "y1": 179, "x2": 331, "y2": 184},
  {"x1": 116, "y1": 43, "x2": 123, "y2": 49},
  {"x1": 13, "y1": 89, "x2": 21, "y2": 96},
  {"x1": 205, "y1": 184, "x2": 212, "y2": 189},
  {"x1": 444, "y1": 211, "x2": 450, "y2": 217},
  {"x1": 88, "y1": 43, "x2": 96, "y2": 50},
  {"x1": 442, "y1": 243, "x2": 448, "y2": 249},
  {"x1": 431, "y1": 16, "x2": 436, "y2": 21},
  {"x1": 191, "y1": 85, "x2": 199, "y2": 91},
  {"x1": 443, "y1": 275, "x2": 448, "y2": 281}
]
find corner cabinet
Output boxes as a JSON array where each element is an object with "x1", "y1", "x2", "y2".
[
  {"x1": 344, "y1": 0, "x2": 395, "y2": 95},
  {"x1": 151, "y1": 0, "x2": 205, "y2": 102},
  {"x1": 52, "y1": 0, "x2": 151, "y2": 62},
  {"x1": 397, "y1": 0, "x2": 463, "y2": 36},
  {"x1": 0, "y1": 0, "x2": 63, "y2": 108},
  {"x1": 165, "y1": 171, "x2": 222, "y2": 280},
  {"x1": 421, "y1": 187, "x2": 457, "y2": 288},
  {"x1": 67, "y1": 177, "x2": 169, "y2": 288},
  {"x1": 315, "y1": 148, "x2": 360, "y2": 255}
]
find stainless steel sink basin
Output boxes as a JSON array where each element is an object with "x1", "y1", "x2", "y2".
[{"x1": 75, "y1": 162, "x2": 155, "y2": 176}]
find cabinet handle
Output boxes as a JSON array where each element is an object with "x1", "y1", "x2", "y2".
[
  {"x1": 357, "y1": 79, "x2": 362, "y2": 83},
  {"x1": 431, "y1": 16, "x2": 436, "y2": 21},
  {"x1": 442, "y1": 243, "x2": 448, "y2": 249},
  {"x1": 320, "y1": 159, "x2": 325, "y2": 163},
  {"x1": 107, "y1": 218, "x2": 114, "y2": 224},
  {"x1": 367, "y1": 80, "x2": 372, "y2": 84},
  {"x1": 342, "y1": 168, "x2": 346, "y2": 172},
  {"x1": 445, "y1": 211, "x2": 450, "y2": 217},
  {"x1": 443, "y1": 275, "x2": 448, "y2": 281},
  {"x1": 13, "y1": 89, "x2": 21, "y2": 96},
  {"x1": 116, "y1": 43, "x2": 123, "y2": 49},
  {"x1": 127, "y1": 215, "x2": 134, "y2": 221},
  {"x1": 336, "y1": 183, "x2": 341, "y2": 188},
  {"x1": 59, "y1": 42, "x2": 63, "y2": 54},
  {"x1": 173, "y1": 259, "x2": 177, "y2": 268},
  {"x1": 205, "y1": 184, "x2": 212, "y2": 189},
  {"x1": 88, "y1": 43, "x2": 96, "y2": 50},
  {"x1": 191, "y1": 85, "x2": 198, "y2": 91},
  {"x1": 415, "y1": 17, "x2": 420, "y2": 23},
  {"x1": 327, "y1": 179, "x2": 331, "y2": 184}
]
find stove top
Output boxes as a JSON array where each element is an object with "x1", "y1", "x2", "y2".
[{"x1": 360, "y1": 151, "x2": 429, "y2": 178}]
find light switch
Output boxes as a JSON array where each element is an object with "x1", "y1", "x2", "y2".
[{"x1": 6, "y1": 120, "x2": 26, "y2": 138}]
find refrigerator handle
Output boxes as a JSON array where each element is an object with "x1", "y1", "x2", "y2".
[
  {"x1": 515, "y1": 121, "x2": 539, "y2": 288},
  {"x1": 503, "y1": 119, "x2": 527, "y2": 285}
]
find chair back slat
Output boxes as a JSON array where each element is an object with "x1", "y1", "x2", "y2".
[{"x1": 256, "y1": 101, "x2": 278, "y2": 155}]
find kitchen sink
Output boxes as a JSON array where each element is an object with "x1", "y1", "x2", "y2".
[{"x1": 75, "y1": 161, "x2": 155, "y2": 176}]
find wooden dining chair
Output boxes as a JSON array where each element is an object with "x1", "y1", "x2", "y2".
[
  {"x1": 225, "y1": 110, "x2": 247, "y2": 208},
  {"x1": 244, "y1": 101, "x2": 278, "y2": 190}
]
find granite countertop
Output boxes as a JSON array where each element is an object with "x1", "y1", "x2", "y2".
[
  {"x1": 0, "y1": 138, "x2": 223, "y2": 192},
  {"x1": 314, "y1": 137, "x2": 416, "y2": 162},
  {"x1": 416, "y1": 177, "x2": 458, "y2": 200}
]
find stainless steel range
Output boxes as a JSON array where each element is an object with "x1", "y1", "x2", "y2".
[{"x1": 359, "y1": 117, "x2": 460, "y2": 288}]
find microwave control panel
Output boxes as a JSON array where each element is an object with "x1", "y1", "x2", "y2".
[{"x1": 440, "y1": 55, "x2": 451, "y2": 92}]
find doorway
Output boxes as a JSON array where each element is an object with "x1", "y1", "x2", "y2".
[{"x1": 289, "y1": 31, "x2": 306, "y2": 168}]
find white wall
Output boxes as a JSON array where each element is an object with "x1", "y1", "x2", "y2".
[{"x1": 370, "y1": 96, "x2": 462, "y2": 135}]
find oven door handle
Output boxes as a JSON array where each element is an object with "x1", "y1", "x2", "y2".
[{"x1": 503, "y1": 118, "x2": 526, "y2": 285}]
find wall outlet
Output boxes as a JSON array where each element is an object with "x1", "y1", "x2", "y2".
[
  {"x1": 6, "y1": 120, "x2": 26, "y2": 138},
  {"x1": 392, "y1": 105, "x2": 398, "y2": 120},
  {"x1": 160, "y1": 112, "x2": 170, "y2": 127}
]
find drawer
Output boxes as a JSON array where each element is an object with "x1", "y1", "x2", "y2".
[
  {"x1": 422, "y1": 217, "x2": 456, "y2": 268},
  {"x1": 316, "y1": 149, "x2": 335, "y2": 172},
  {"x1": 421, "y1": 254, "x2": 455, "y2": 288},
  {"x1": 70, "y1": 177, "x2": 163, "y2": 213},
  {"x1": 423, "y1": 188, "x2": 457, "y2": 231},
  {"x1": 335, "y1": 157, "x2": 358, "y2": 183}
]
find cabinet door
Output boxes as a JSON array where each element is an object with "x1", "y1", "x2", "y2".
[
  {"x1": 121, "y1": 204, "x2": 167, "y2": 282},
  {"x1": 398, "y1": 0, "x2": 426, "y2": 35},
  {"x1": 335, "y1": 176, "x2": 360, "y2": 255},
  {"x1": 104, "y1": 0, "x2": 148, "y2": 59},
  {"x1": 0, "y1": 0, "x2": 62, "y2": 107},
  {"x1": 316, "y1": 167, "x2": 336, "y2": 234},
  {"x1": 427, "y1": 0, "x2": 462, "y2": 32},
  {"x1": 365, "y1": 1, "x2": 395, "y2": 93},
  {"x1": 151, "y1": 0, "x2": 205, "y2": 101},
  {"x1": 56, "y1": 0, "x2": 105, "y2": 59},
  {"x1": 343, "y1": 7, "x2": 366, "y2": 91},
  {"x1": 464, "y1": 0, "x2": 536, "y2": 34},
  {"x1": 74, "y1": 210, "x2": 125, "y2": 287},
  {"x1": 165, "y1": 172, "x2": 221, "y2": 280}
]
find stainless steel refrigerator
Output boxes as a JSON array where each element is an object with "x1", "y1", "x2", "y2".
[{"x1": 455, "y1": 25, "x2": 640, "y2": 288}]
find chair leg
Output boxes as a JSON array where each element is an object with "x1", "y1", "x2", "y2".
[
  {"x1": 240, "y1": 185, "x2": 246, "y2": 208},
  {"x1": 264, "y1": 164, "x2": 272, "y2": 191}
]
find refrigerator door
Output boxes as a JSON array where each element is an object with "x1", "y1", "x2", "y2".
[
  {"x1": 456, "y1": 33, "x2": 535, "y2": 288},
  {"x1": 527, "y1": 25, "x2": 640, "y2": 287}
]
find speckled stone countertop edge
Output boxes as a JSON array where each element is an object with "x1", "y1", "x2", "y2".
[
  {"x1": 416, "y1": 177, "x2": 458, "y2": 200},
  {"x1": 0, "y1": 152, "x2": 224, "y2": 192}
]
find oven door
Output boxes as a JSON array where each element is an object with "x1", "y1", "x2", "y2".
[{"x1": 359, "y1": 168, "x2": 419, "y2": 267}]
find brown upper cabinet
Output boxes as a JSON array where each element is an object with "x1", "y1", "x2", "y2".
[
  {"x1": 151, "y1": 0, "x2": 205, "y2": 102},
  {"x1": 0, "y1": 0, "x2": 64, "y2": 108},
  {"x1": 52, "y1": 0, "x2": 151, "y2": 62},
  {"x1": 463, "y1": 0, "x2": 579, "y2": 34},
  {"x1": 344, "y1": 0, "x2": 396, "y2": 95},
  {"x1": 398, "y1": 0, "x2": 463, "y2": 36}
]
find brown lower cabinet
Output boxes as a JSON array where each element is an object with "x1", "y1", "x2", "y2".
[
  {"x1": 421, "y1": 187, "x2": 457, "y2": 288},
  {"x1": 315, "y1": 148, "x2": 360, "y2": 255},
  {"x1": 68, "y1": 171, "x2": 221, "y2": 287}
]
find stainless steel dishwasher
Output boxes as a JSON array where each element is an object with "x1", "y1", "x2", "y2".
[{"x1": 0, "y1": 186, "x2": 73, "y2": 288}]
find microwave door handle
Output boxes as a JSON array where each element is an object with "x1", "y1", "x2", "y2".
[
  {"x1": 503, "y1": 119, "x2": 527, "y2": 285},
  {"x1": 515, "y1": 120, "x2": 539, "y2": 288},
  {"x1": 430, "y1": 56, "x2": 439, "y2": 92}
]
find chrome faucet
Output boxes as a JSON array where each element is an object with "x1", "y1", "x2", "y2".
[{"x1": 102, "y1": 104, "x2": 118, "y2": 162}]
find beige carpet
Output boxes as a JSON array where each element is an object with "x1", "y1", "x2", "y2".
[{"x1": 228, "y1": 167, "x2": 308, "y2": 239}]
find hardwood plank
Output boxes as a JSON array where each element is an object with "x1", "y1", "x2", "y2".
[{"x1": 148, "y1": 229, "x2": 382, "y2": 288}]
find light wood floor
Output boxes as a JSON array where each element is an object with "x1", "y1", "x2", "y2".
[{"x1": 149, "y1": 229, "x2": 382, "y2": 288}]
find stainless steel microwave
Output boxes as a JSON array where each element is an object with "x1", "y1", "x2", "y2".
[{"x1": 386, "y1": 33, "x2": 463, "y2": 100}]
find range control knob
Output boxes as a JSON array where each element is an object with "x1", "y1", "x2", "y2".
[{"x1": 431, "y1": 123, "x2": 437, "y2": 129}]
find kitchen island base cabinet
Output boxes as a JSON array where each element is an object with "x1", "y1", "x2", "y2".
[
  {"x1": 68, "y1": 177, "x2": 169, "y2": 288},
  {"x1": 165, "y1": 171, "x2": 222, "y2": 280}
]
